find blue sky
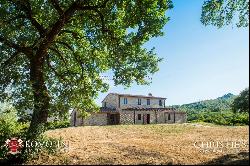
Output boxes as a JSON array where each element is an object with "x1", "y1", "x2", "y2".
[{"x1": 96, "y1": 0, "x2": 249, "y2": 106}]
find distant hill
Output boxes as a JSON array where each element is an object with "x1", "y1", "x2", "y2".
[
  {"x1": 173, "y1": 93, "x2": 236, "y2": 112},
  {"x1": 217, "y1": 93, "x2": 235, "y2": 100},
  {"x1": 171, "y1": 93, "x2": 249, "y2": 125}
]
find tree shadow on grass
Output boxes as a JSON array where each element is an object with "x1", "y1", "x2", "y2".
[
  {"x1": 199, "y1": 152, "x2": 249, "y2": 165},
  {"x1": 0, "y1": 154, "x2": 24, "y2": 165}
]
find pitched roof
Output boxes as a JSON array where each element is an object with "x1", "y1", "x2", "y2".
[{"x1": 109, "y1": 93, "x2": 166, "y2": 99}]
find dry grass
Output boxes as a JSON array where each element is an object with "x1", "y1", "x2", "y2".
[{"x1": 27, "y1": 123, "x2": 249, "y2": 165}]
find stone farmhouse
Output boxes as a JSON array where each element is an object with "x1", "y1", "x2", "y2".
[{"x1": 70, "y1": 93, "x2": 187, "y2": 126}]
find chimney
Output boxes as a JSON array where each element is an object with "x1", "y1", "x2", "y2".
[{"x1": 148, "y1": 93, "x2": 152, "y2": 96}]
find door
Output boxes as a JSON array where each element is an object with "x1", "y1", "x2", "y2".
[
  {"x1": 146, "y1": 114, "x2": 150, "y2": 124},
  {"x1": 108, "y1": 113, "x2": 120, "y2": 125},
  {"x1": 143, "y1": 114, "x2": 150, "y2": 124},
  {"x1": 165, "y1": 113, "x2": 172, "y2": 123}
]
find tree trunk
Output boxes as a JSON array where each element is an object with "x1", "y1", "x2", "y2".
[{"x1": 26, "y1": 56, "x2": 50, "y2": 140}]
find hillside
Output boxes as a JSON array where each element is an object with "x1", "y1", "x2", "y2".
[
  {"x1": 174, "y1": 93, "x2": 236, "y2": 112},
  {"x1": 27, "y1": 124, "x2": 249, "y2": 165},
  {"x1": 172, "y1": 93, "x2": 248, "y2": 125}
]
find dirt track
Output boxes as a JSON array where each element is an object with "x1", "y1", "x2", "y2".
[{"x1": 27, "y1": 123, "x2": 249, "y2": 165}]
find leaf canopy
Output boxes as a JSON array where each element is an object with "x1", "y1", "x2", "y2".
[
  {"x1": 201, "y1": 0, "x2": 249, "y2": 28},
  {"x1": 0, "y1": 0, "x2": 173, "y2": 116}
]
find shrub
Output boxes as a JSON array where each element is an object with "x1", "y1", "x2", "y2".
[
  {"x1": 0, "y1": 103, "x2": 69, "y2": 164},
  {"x1": 189, "y1": 109, "x2": 249, "y2": 126},
  {"x1": 45, "y1": 120, "x2": 70, "y2": 130},
  {"x1": 0, "y1": 102, "x2": 29, "y2": 159}
]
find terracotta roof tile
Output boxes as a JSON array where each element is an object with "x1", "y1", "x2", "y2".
[{"x1": 109, "y1": 93, "x2": 167, "y2": 99}]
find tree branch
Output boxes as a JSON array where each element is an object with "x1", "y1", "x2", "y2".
[
  {"x1": 49, "y1": 0, "x2": 64, "y2": 15},
  {"x1": 94, "y1": 10, "x2": 109, "y2": 33},
  {"x1": 2, "y1": 14, "x2": 26, "y2": 24},
  {"x1": 0, "y1": 36, "x2": 21, "y2": 50},
  {"x1": 55, "y1": 41, "x2": 74, "y2": 52},
  {"x1": 0, "y1": 36, "x2": 32, "y2": 56},
  {"x1": 10, "y1": 0, "x2": 47, "y2": 36},
  {"x1": 36, "y1": 0, "x2": 110, "y2": 58},
  {"x1": 72, "y1": 52, "x2": 86, "y2": 79},
  {"x1": 48, "y1": 47, "x2": 68, "y2": 66},
  {"x1": 90, "y1": 9, "x2": 118, "y2": 40},
  {"x1": 45, "y1": 0, "x2": 111, "y2": 42},
  {"x1": 75, "y1": 0, "x2": 110, "y2": 10},
  {"x1": 53, "y1": 41, "x2": 85, "y2": 77},
  {"x1": 46, "y1": 54, "x2": 68, "y2": 82},
  {"x1": 1, "y1": 51, "x2": 20, "y2": 69}
]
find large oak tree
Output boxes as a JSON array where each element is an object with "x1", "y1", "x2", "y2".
[{"x1": 0, "y1": 0, "x2": 173, "y2": 140}]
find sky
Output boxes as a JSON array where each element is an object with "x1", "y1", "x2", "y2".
[{"x1": 96, "y1": 0, "x2": 249, "y2": 106}]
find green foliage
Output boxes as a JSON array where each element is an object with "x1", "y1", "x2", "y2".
[
  {"x1": 176, "y1": 93, "x2": 236, "y2": 113},
  {"x1": 0, "y1": 0, "x2": 173, "y2": 118},
  {"x1": 201, "y1": 0, "x2": 249, "y2": 28},
  {"x1": 0, "y1": 102, "x2": 66, "y2": 162},
  {"x1": 231, "y1": 88, "x2": 249, "y2": 113},
  {"x1": 174, "y1": 92, "x2": 249, "y2": 125},
  {"x1": 18, "y1": 135, "x2": 65, "y2": 164},
  {"x1": 0, "y1": 102, "x2": 29, "y2": 159},
  {"x1": 45, "y1": 120, "x2": 70, "y2": 130},
  {"x1": 188, "y1": 110, "x2": 249, "y2": 125}
]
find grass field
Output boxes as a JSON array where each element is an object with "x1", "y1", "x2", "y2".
[{"x1": 27, "y1": 123, "x2": 249, "y2": 165}]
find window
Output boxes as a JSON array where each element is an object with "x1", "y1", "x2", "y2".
[
  {"x1": 104, "y1": 102, "x2": 107, "y2": 108},
  {"x1": 159, "y1": 100, "x2": 162, "y2": 106},
  {"x1": 138, "y1": 114, "x2": 141, "y2": 120},
  {"x1": 147, "y1": 99, "x2": 150, "y2": 105},
  {"x1": 123, "y1": 98, "x2": 128, "y2": 104},
  {"x1": 138, "y1": 98, "x2": 141, "y2": 105}
]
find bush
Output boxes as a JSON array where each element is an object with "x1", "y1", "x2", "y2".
[
  {"x1": 0, "y1": 102, "x2": 29, "y2": 159},
  {"x1": 189, "y1": 110, "x2": 249, "y2": 126},
  {"x1": 0, "y1": 103, "x2": 68, "y2": 164},
  {"x1": 45, "y1": 120, "x2": 70, "y2": 130}
]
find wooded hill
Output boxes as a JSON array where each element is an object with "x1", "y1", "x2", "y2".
[{"x1": 173, "y1": 93, "x2": 248, "y2": 125}]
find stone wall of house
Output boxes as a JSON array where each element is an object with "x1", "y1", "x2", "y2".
[
  {"x1": 175, "y1": 113, "x2": 187, "y2": 123},
  {"x1": 70, "y1": 110, "x2": 108, "y2": 126},
  {"x1": 156, "y1": 112, "x2": 187, "y2": 124},
  {"x1": 163, "y1": 112, "x2": 175, "y2": 123},
  {"x1": 120, "y1": 110, "x2": 134, "y2": 124},
  {"x1": 119, "y1": 96, "x2": 165, "y2": 109},
  {"x1": 102, "y1": 93, "x2": 118, "y2": 109},
  {"x1": 116, "y1": 110, "x2": 186, "y2": 125},
  {"x1": 83, "y1": 113, "x2": 107, "y2": 126},
  {"x1": 134, "y1": 110, "x2": 157, "y2": 124},
  {"x1": 120, "y1": 110, "x2": 159, "y2": 125},
  {"x1": 71, "y1": 109, "x2": 187, "y2": 126},
  {"x1": 156, "y1": 111, "x2": 166, "y2": 123}
]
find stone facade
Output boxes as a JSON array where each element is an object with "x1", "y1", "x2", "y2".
[
  {"x1": 102, "y1": 93, "x2": 166, "y2": 109},
  {"x1": 82, "y1": 113, "x2": 107, "y2": 126},
  {"x1": 119, "y1": 110, "x2": 187, "y2": 125},
  {"x1": 120, "y1": 110, "x2": 135, "y2": 124},
  {"x1": 70, "y1": 93, "x2": 187, "y2": 126},
  {"x1": 119, "y1": 96, "x2": 165, "y2": 109},
  {"x1": 70, "y1": 110, "x2": 108, "y2": 126},
  {"x1": 102, "y1": 93, "x2": 118, "y2": 109}
]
